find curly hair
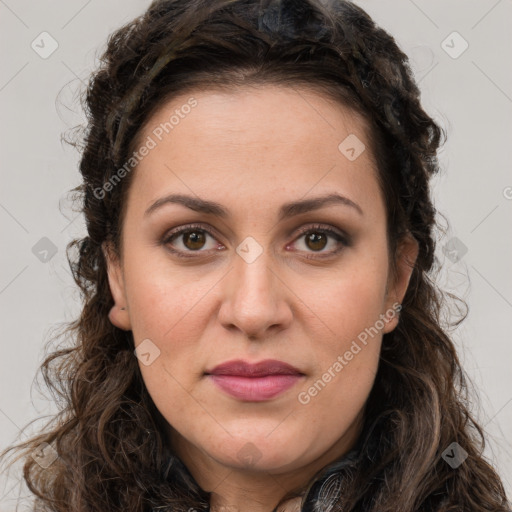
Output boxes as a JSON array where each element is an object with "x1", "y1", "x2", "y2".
[{"x1": 1, "y1": 1, "x2": 510, "y2": 511}]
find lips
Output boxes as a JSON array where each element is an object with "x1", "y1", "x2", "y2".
[
  {"x1": 206, "y1": 359, "x2": 303, "y2": 377},
  {"x1": 205, "y1": 359, "x2": 304, "y2": 401}
]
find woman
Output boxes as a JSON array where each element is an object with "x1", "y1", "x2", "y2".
[{"x1": 1, "y1": 0, "x2": 509, "y2": 511}]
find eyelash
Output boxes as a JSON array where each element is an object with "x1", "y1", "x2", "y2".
[{"x1": 161, "y1": 223, "x2": 350, "y2": 260}]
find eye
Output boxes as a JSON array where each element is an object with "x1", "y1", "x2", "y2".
[
  {"x1": 162, "y1": 223, "x2": 350, "y2": 259},
  {"x1": 162, "y1": 223, "x2": 224, "y2": 258},
  {"x1": 288, "y1": 224, "x2": 350, "y2": 259}
]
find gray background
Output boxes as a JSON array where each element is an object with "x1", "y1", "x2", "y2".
[{"x1": 1, "y1": 0, "x2": 511, "y2": 508}]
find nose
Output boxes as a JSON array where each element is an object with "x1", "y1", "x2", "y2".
[{"x1": 217, "y1": 245, "x2": 293, "y2": 340}]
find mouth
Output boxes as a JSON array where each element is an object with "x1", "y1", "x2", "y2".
[{"x1": 205, "y1": 359, "x2": 305, "y2": 402}]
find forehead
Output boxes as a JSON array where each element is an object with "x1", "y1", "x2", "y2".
[
  {"x1": 125, "y1": 85, "x2": 384, "y2": 221},
  {"x1": 137, "y1": 84, "x2": 372, "y2": 154}
]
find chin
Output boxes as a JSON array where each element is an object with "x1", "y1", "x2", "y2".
[{"x1": 210, "y1": 433, "x2": 305, "y2": 473}]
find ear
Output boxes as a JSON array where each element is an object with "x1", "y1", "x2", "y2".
[
  {"x1": 382, "y1": 233, "x2": 419, "y2": 334},
  {"x1": 102, "y1": 241, "x2": 132, "y2": 331}
]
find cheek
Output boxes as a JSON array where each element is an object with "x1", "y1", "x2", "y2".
[
  {"x1": 298, "y1": 272, "x2": 384, "y2": 396},
  {"x1": 123, "y1": 251, "x2": 217, "y2": 342},
  {"x1": 292, "y1": 250, "x2": 387, "y2": 413},
  {"x1": 297, "y1": 250, "x2": 389, "y2": 344},
  {"x1": 292, "y1": 278, "x2": 384, "y2": 457}
]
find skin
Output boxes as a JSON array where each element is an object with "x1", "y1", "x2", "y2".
[{"x1": 104, "y1": 85, "x2": 418, "y2": 512}]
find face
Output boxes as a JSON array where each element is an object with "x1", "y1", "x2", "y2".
[{"x1": 105, "y1": 85, "x2": 418, "y2": 489}]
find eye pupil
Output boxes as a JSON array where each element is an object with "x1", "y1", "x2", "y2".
[
  {"x1": 184, "y1": 230, "x2": 206, "y2": 250},
  {"x1": 306, "y1": 232, "x2": 327, "y2": 251}
]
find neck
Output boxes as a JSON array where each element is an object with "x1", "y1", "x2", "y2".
[
  {"x1": 166, "y1": 413, "x2": 363, "y2": 512},
  {"x1": 208, "y1": 478, "x2": 303, "y2": 512}
]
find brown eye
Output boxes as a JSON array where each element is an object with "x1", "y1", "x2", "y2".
[
  {"x1": 162, "y1": 223, "x2": 223, "y2": 258},
  {"x1": 182, "y1": 230, "x2": 207, "y2": 250},
  {"x1": 289, "y1": 224, "x2": 349, "y2": 259},
  {"x1": 305, "y1": 232, "x2": 328, "y2": 251}
]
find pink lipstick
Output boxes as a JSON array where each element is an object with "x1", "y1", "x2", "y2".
[{"x1": 206, "y1": 359, "x2": 304, "y2": 402}]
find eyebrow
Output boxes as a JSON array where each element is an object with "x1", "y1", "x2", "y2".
[{"x1": 144, "y1": 192, "x2": 364, "y2": 219}]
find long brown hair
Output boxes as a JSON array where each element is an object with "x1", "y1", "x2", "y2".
[{"x1": 1, "y1": 1, "x2": 509, "y2": 511}]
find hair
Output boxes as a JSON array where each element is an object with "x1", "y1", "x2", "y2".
[{"x1": 1, "y1": 1, "x2": 510, "y2": 511}]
